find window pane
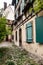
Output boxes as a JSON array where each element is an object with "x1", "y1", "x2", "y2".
[
  {"x1": 27, "y1": 27, "x2": 32, "y2": 40},
  {"x1": 26, "y1": 22, "x2": 32, "y2": 43},
  {"x1": 16, "y1": 0, "x2": 18, "y2": 4}
]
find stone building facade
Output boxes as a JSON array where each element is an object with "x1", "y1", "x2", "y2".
[{"x1": 12, "y1": 0, "x2": 43, "y2": 58}]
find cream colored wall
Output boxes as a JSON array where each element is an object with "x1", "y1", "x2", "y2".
[
  {"x1": 13, "y1": 12, "x2": 43, "y2": 58},
  {"x1": 38, "y1": 10, "x2": 43, "y2": 17},
  {"x1": 21, "y1": 16, "x2": 43, "y2": 58},
  {"x1": 13, "y1": 28, "x2": 19, "y2": 46}
]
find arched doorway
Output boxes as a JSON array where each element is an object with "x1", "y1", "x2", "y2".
[{"x1": 19, "y1": 28, "x2": 22, "y2": 46}]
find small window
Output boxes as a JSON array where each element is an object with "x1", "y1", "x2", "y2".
[
  {"x1": 18, "y1": 6, "x2": 20, "y2": 15},
  {"x1": 15, "y1": 31, "x2": 17, "y2": 41},
  {"x1": 26, "y1": 22, "x2": 33, "y2": 43}
]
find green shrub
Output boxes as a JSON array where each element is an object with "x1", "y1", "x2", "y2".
[
  {"x1": 0, "y1": 47, "x2": 9, "y2": 58},
  {"x1": 6, "y1": 60, "x2": 15, "y2": 65},
  {"x1": 33, "y1": 0, "x2": 43, "y2": 13},
  {"x1": 0, "y1": 17, "x2": 7, "y2": 42}
]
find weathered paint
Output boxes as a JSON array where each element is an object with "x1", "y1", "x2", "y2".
[
  {"x1": 36, "y1": 16, "x2": 43, "y2": 43},
  {"x1": 13, "y1": 11, "x2": 43, "y2": 58}
]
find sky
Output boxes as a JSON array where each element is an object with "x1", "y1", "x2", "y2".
[{"x1": 0, "y1": 0, "x2": 12, "y2": 9}]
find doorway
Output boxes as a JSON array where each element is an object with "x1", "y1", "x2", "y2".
[
  {"x1": 19, "y1": 28, "x2": 22, "y2": 46},
  {"x1": 6, "y1": 35, "x2": 8, "y2": 41}
]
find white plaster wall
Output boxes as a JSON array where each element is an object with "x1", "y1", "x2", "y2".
[
  {"x1": 3, "y1": 5, "x2": 14, "y2": 20},
  {"x1": 7, "y1": 10, "x2": 14, "y2": 20}
]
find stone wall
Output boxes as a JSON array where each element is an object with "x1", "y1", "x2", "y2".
[{"x1": 13, "y1": 11, "x2": 43, "y2": 60}]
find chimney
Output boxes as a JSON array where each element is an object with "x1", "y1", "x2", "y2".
[{"x1": 4, "y1": 2, "x2": 7, "y2": 10}]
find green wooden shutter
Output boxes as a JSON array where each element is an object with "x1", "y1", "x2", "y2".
[
  {"x1": 36, "y1": 16, "x2": 43, "y2": 43},
  {"x1": 26, "y1": 22, "x2": 32, "y2": 43}
]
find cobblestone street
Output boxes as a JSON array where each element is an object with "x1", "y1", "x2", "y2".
[
  {"x1": 0, "y1": 42, "x2": 12, "y2": 47},
  {"x1": 0, "y1": 0, "x2": 43, "y2": 65},
  {"x1": 0, "y1": 42, "x2": 40, "y2": 65}
]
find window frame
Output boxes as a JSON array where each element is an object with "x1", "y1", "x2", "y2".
[{"x1": 26, "y1": 22, "x2": 33, "y2": 43}]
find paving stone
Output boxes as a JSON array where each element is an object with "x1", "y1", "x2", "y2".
[{"x1": 0, "y1": 43, "x2": 42, "y2": 65}]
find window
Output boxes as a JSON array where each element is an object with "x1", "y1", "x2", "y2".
[
  {"x1": 29, "y1": 0, "x2": 32, "y2": 2},
  {"x1": 36, "y1": 16, "x2": 43, "y2": 43},
  {"x1": 15, "y1": 31, "x2": 17, "y2": 41},
  {"x1": 16, "y1": 0, "x2": 18, "y2": 4},
  {"x1": 16, "y1": 11, "x2": 18, "y2": 18},
  {"x1": 22, "y1": 0, "x2": 25, "y2": 10},
  {"x1": 24, "y1": 0, "x2": 26, "y2": 3},
  {"x1": 26, "y1": 22, "x2": 33, "y2": 43},
  {"x1": 18, "y1": 0, "x2": 19, "y2": 2},
  {"x1": 24, "y1": 0, "x2": 31, "y2": 4},
  {"x1": 15, "y1": 14, "x2": 16, "y2": 19},
  {"x1": 18, "y1": 6, "x2": 20, "y2": 16}
]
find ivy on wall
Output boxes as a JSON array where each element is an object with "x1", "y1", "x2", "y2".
[
  {"x1": 28, "y1": 0, "x2": 43, "y2": 14},
  {"x1": 0, "y1": 17, "x2": 7, "y2": 42},
  {"x1": 33, "y1": 0, "x2": 43, "y2": 13},
  {"x1": 6, "y1": 25, "x2": 12, "y2": 35}
]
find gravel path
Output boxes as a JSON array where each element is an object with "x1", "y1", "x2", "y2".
[{"x1": 0, "y1": 42, "x2": 12, "y2": 47}]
